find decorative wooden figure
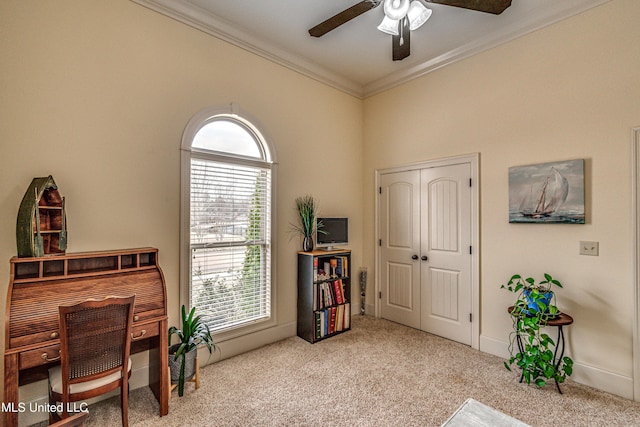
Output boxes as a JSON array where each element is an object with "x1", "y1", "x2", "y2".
[{"x1": 16, "y1": 175, "x2": 67, "y2": 257}]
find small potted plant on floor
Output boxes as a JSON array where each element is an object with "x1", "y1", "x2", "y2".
[
  {"x1": 168, "y1": 305, "x2": 216, "y2": 396},
  {"x1": 501, "y1": 273, "x2": 574, "y2": 387}
]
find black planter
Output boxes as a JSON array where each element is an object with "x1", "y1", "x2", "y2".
[{"x1": 302, "y1": 236, "x2": 314, "y2": 252}]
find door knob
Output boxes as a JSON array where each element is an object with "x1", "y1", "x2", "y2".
[
  {"x1": 421, "y1": 255, "x2": 428, "y2": 261},
  {"x1": 411, "y1": 255, "x2": 418, "y2": 260}
]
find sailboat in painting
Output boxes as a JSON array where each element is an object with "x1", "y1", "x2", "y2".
[
  {"x1": 509, "y1": 159, "x2": 584, "y2": 224},
  {"x1": 520, "y1": 167, "x2": 569, "y2": 218}
]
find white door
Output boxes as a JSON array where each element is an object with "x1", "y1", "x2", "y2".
[
  {"x1": 379, "y1": 162, "x2": 472, "y2": 345},
  {"x1": 379, "y1": 171, "x2": 421, "y2": 328},
  {"x1": 420, "y1": 163, "x2": 472, "y2": 345}
]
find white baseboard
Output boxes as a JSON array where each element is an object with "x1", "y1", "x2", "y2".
[
  {"x1": 202, "y1": 320, "x2": 297, "y2": 366},
  {"x1": 480, "y1": 334, "x2": 634, "y2": 400},
  {"x1": 571, "y1": 362, "x2": 634, "y2": 400},
  {"x1": 361, "y1": 302, "x2": 375, "y2": 316},
  {"x1": 479, "y1": 334, "x2": 511, "y2": 360}
]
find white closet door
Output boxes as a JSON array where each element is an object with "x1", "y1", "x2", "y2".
[
  {"x1": 379, "y1": 162, "x2": 472, "y2": 345},
  {"x1": 420, "y1": 163, "x2": 472, "y2": 345},
  {"x1": 379, "y1": 170, "x2": 421, "y2": 328}
]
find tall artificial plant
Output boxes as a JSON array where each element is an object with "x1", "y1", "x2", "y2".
[
  {"x1": 168, "y1": 305, "x2": 216, "y2": 396},
  {"x1": 290, "y1": 195, "x2": 324, "y2": 251},
  {"x1": 501, "y1": 273, "x2": 573, "y2": 388},
  {"x1": 293, "y1": 195, "x2": 319, "y2": 238}
]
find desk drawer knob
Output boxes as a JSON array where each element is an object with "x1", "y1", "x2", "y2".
[
  {"x1": 50, "y1": 332, "x2": 59, "y2": 339},
  {"x1": 134, "y1": 315, "x2": 140, "y2": 321}
]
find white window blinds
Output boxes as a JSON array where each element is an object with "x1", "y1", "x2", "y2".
[{"x1": 190, "y1": 158, "x2": 271, "y2": 332}]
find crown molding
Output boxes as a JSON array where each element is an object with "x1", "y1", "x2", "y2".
[
  {"x1": 131, "y1": 0, "x2": 365, "y2": 98},
  {"x1": 131, "y1": 0, "x2": 611, "y2": 100},
  {"x1": 364, "y1": 0, "x2": 612, "y2": 97}
]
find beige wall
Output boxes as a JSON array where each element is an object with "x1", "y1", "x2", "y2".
[
  {"x1": 363, "y1": 0, "x2": 640, "y2": 397},
  {"x1": 0, "y1": 0, "x2": 363, "y2": 406}
]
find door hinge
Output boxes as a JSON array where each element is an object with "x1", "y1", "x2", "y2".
[
  {"x1": 469, "y1": 313, "x2": 472, "y2": 322},
  {"x1": 469, "y1": 178, "x2": 472, "y2": 187},
  {"x1": 379, "y1": 186, "x2": 382, "y2": 194},
  {"x1": 469, "y1": 246, "x2": 472, "y2": 255},
  {"x1": 379, "y1": 291, "x2": 382, "y2": 299},
  {"x1": 379, "y1": 239, "x2": 382, "y2": 246}
]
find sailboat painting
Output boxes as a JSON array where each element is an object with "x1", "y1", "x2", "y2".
[{"x1": 509, "y1": 159, "x2": 585, "y2": 224}]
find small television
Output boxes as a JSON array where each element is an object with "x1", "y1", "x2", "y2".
[{"x1": 316, "y1": 217, "x2": 348, "y2": 250}]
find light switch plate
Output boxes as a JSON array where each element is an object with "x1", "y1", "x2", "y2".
[{"x1": 580, "y1": 241, "x2": 599, "y2": 256}]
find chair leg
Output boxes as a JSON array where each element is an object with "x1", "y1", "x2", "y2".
[
  {"x1": 49, "y1": 393, "x2": 59, "y2": 424},
  {"x1": 121, "y1": 381, "x2": 129, "y2": 427}
]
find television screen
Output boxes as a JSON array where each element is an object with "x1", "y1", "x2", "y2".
[{"x1": 316, "y1": 217, "x2": 348, "y2": 249}]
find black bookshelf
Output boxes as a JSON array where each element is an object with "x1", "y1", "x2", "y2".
[{"x1": 297, "y1": 249, "x2": 351, "y2": 343}]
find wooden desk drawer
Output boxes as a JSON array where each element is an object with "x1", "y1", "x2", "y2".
[
  {"x1": 20, "y1": 344, "x2": 60, "y2": 370},
  {"x1": 131, "y1": 321, "x2": 159, "y2": 341},
  {"x1": 18, "y1": 322, "x2": 158, "y2": 369}
]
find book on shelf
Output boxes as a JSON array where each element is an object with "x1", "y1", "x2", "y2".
[
  {"x1": 329, "y1": 306, "x2": 337, "y2": 334},
  {"x1": 336, "y1": 304, "x2": 343, "y2": 332},
  {"x1": 315, "y1": 279, "x2": 349, "y2": 311},
  {"x1": 315, "y1": 311, "x2": 321, "y2": 339},
  {"x1": 314, "y1": 303, "x2": 351, "y2": 339},
  {"x1": 325, "y1": 282, "x2": 334, "y2": 307},
  {"x1": 344, "y1": 303, "x2": 350, "y2": 329},
  {"x1": 320, "y1": 309, "x2": 327, "y2": 338},
  {"x1": 332, "y1": 279, "x2": 344, "y2": 305},
  {"x1": 313, "y1": 258, "x2": 318, "y2": 282}
]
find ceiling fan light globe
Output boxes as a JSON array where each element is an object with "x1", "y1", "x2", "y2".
[
  {"x1": 377, "y1": 16, "x2": 400, "y2": 35},
  {"x1": 408, "y1": 2, "x2": 432, "y2": 31},
  {"x1": 383, "y1": 0, "x2": 410, "y2": 20}
]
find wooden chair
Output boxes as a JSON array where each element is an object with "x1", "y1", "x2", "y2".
[{"x1": 48, "y1": 295, "x2": 135, "y2": 427}]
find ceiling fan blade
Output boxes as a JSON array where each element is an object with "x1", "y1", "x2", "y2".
[
  {"x1": 426, "y1": 0, "x2": 512, "y2": 15},
  {"x1": 309, "y1": 1, "x2": 381, "y2": 37},
  {"x1": 392, "y1": 18, "x2": 410, "y2": 61}
]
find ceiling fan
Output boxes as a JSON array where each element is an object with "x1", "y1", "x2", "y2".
[{"x1": 309, "y1": 0, "x2": 512, "y2": 61}]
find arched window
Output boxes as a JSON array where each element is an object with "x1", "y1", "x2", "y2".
[{"x1": 181, "y1": 107, "x2": 275, "y2": 336}]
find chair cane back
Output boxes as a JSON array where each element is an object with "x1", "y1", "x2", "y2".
[{"x1": 49, "y1": 295, "x2": 135, "y2": 426}]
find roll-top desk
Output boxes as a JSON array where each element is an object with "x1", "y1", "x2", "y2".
[{"x1": 3, "y1": 248, "x2": 169, "y2": 426}]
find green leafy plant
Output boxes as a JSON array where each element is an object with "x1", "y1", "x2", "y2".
[
  {"x1": 501, "y1": 273, "x2": 574, "y2": 387},
  {"x1": 168, "y1": 305, "x2": 216, "y2": 396}
]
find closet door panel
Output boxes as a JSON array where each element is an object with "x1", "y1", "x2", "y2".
[
  {"x1": 420, "y1": 163, "x2": 472, "y2": 345},
  {"x1": 379, "y1": 171, "x2": 421, "y2": 328}
]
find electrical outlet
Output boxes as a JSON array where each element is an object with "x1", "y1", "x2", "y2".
[{"x1": 580, "y1": 241, "x2": 599, "y2": 256}]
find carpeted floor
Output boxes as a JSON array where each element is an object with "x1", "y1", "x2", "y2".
[{"x1": 43, "y1": 315, "x2": 640, "y2": 426}]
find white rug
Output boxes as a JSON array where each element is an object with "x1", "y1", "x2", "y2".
[{"x1": 442, "y1": 398, "x2": 531, "y2": 427}]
